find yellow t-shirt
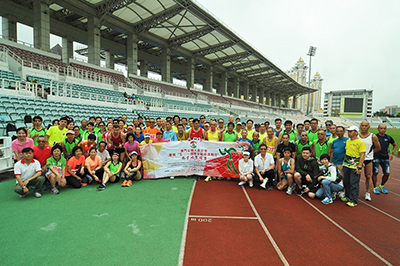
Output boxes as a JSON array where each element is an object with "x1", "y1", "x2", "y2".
[
  {"x1": 172, "y1": 126, "x2": 178, "y2": 133},
  {"x1": 207, "y1": 130, "x2": 219, "y2": 141},
  {"x1": 264, "y1": 136, "x2": 277, "y2": 156},
  {"x1": 343, "y1": 138, "x2": 366, "y2": 169},
  {"x1": 140, "y1": 140, "x2": 153, "y2": 145},
  {"x1": 177, "y1": 133, "x2": 186, "y2": 141},
  {"x1": 47, "y1": 126, "x2": 67, "y2": 146},
  {"x1": 259, "y1": 132, "x2": 268, "y2": 143},
  {"x1": 246, "y1": 129, "x2": 255, "y2": 140}
]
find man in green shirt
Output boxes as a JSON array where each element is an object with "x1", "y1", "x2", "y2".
[
  {"x1": 251, "y1": 131, "x2": 261, "y2": 159},
  {"x1": 28, "y1": 115, "x2": 47, "y2": 146},
  {"x1": 307, "y1": 118, "x2": 319, "y2": 143},
  {"x1": 296, "y1": 131, "x2": 312, "y2": 158},
  {"x1": 311, "y1": 130, "x2": 329, "y2": 166},
  {"x1": 61, "y1": 130, "x2": 80, "y2": 159},
  {"x1": 223, "y1": 122, "x2": 237, "y2": 142},
  {"x1": 80, "y1": 119, "x2": 88, "y2": 136}
]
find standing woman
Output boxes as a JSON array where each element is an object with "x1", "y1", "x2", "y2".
[
  {"x1": 134, "y1": 126, "x2": 144, "y2": 143},
  {"x1": 124, "y1": 133, "x2": 140, "y2": 158},
  {"x1": 103, "y1": 122, "x2": 113, "y2": 142},
  {"x1": 123, "y1": 151, "x2": 142, "y2": 187},
  {"x1": 97, "y1": 122, "x2": 107, "y2": 143},
  {"x1": 65, "y1": 146, "x2": 86, "y2": 188},
  {"x1": 85, "y1": 147, "x2": 104, "y2": 184},
  {"x1": 67, "y1": 120, "x2": 75, "y2": 131},
  {"x1": 12, "y1": 128, "x2": 34, "y2": 163}
]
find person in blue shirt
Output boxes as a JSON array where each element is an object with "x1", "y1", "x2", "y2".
[
  {"x1": 134, "y1": 126, "x2": 144, "y2": 143},
  {"x1": 237, "y1": 129, "x2": 254, "y2": 153},
  {"x1": 328, "y1": 125, "x2": 348, "y2": 178},
  {"x1": 163, "y1": 121, "x2": 178, "y2": 141}
]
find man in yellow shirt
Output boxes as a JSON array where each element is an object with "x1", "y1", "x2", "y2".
[
  {"x1": 46, "y1": 117, "x2": 68, "y2": 146},
  {"x1": 341, "y1": 126, "x2": 366, "y2": 207},
  {"x1": 246, "y1": 119, "x2": 255, "y2": 141}
]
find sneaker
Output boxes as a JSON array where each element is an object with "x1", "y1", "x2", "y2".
[
  {"x1": 346, "y1": 201, "x2": 357, "y2": 207},
  {"x1": 340, "y1": 197, "x2": 349, "y2": 202},
  {"x1": 205, "y1": 176, "x2": 212, "y2": 182},
  {"x1": 321, "y1": 197, "x2": 333, "y2": 204},
  {"x1": 260, "y1": 183, "x2": 266, "y2": 189},
  {"x1": 19, "y1": 194, "x2": 27, "y2": 198},
  {"x1": 121, "y1": 180, "x2": 128, "y2": 187},
  {"x1": 364, "y1": 192, "x2": 371, "y2": 201},
  {"x1": 296, "y1": 189, "x2": 304, "y2": 196},
  {"x1": 373, "y1": 187, "x2": 380, "y2": 194},
  {"x1": 332, "y1": 192, "x2": 337, "y2": 201},
  {"x1": 97, "y1": 183, "x2": 105, "y2": 191},
  {"x1": 267, "y1": 186, "x2": 273, "y2": 191},
  {"x1": 227, "y1": 178, "x2": 231, "y2": 181},
  {"x1": 170, "y1": 176, "x2": 174, "y2": 180},
  {"x1": 51, "y1": 187, "x2": 60, "y2": 195},
  {"x1": 81, "y1": 182, "x2": 88, "y2": 186},
  {"x1": 217, "y1": 177, "x2": 223, "y2": 180},
  {"x1": 337, "y1": 191, "x2": 345, "y2": 198},
  {"x1": 42, "y1": 184, "x2": 48, "y2": 191},
  {"x1": 126, "y1": 180, "x2": 133, "y2": 187},
  {"x1": 212, "y1": 176, "x2": 217, "y2": 180},
  {"x1": 86, "y1": 174, "x2": 93, "y2": 183},
  {"x1": 249, "y1": 180, "x2": 254, "y2": 188},
  {"x1": 34, "y1": 192, "x2": 42, "y2": 198},
  {"x1": 380, "y1": 185, "x2": 388, "y2": 194},
  {"x1": 238, "y1": 181, "x2": 246, "y2": 186},
  {"x1": 286, "y1": 186, "x2": 293, "y2": 195}
]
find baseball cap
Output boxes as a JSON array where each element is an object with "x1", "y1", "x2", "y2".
[
  {"x1": 127, "y1": 125, "x2": 134, "y2": 130},
  {"x1": 347, "y1": 125, "x2": 359, "y2": 132},
  {"x1": 129, "y1": 151, "x2": 138, "y2": 156},
  {"x1": 66, "y1": 130, "x2": 74, "y2": 135},
  {"x1": 243, "y1": 151, "x2": 251, "y2": 156},
  {"x1": 156, "y1": 131, "x2": 163, "y2": 135},
  {"x1": 236, "y1": 122, "x2": 242, "y2": 126},
  {"x1": 144, "y1": 133, "x2": 151, "y2": 138}
]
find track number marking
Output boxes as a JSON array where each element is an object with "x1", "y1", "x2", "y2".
[{"x1": 190, "y1": 218, "x2": 212, "y2": 223}]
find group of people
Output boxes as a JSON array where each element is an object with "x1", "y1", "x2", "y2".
[{"x1": 11, "y1": 114, "x2": 397, "y2": 208}]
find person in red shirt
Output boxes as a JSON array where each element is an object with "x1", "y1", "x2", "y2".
[
  {"x1": 65, "y1": 146, "x2": 86, "y2": 188},
  {"x1": 107, "y1": 125, "x2": 127, "y2": 163},
  {"x1": 79, "y1": 134, "x2": 97, "y2": 158},
  {"x1": 143, "y1": 118, "x2": 159, "y2": 139},
  {"x1": 33, "y1": 136, "x2": 52, "y2": 172},
  {"x1": 186, "y1": 118, "x2": 205, "y2": 140}
]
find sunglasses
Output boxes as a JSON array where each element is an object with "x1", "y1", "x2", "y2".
[
  {"x1": 37, "y1": 140, "x2": 45, "y2": 143},
  {"x1": 259, "y1": 148, "x2": 266, "y2": 150}
]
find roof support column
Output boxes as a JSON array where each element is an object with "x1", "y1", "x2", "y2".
[
  {"x1": 251, "y1": 85, "x2": 257, "y2": 103},
  {"x1": 62, "y1": 35, "x2": 73, "y2": 64},
  {"x1": 105, "y1": 49, "x2": 114, "y2": 69},
  {"x1": 127, "y1": 33, "x2": 138, "y2": 75},
  {"x1": 217, "y1": 72, "x2": 227, "y2": 95},
  {"x1": 277, "y1": 94, "x2": 281, "y2": 108},
  {"x1": 2, "y1": 17, "x2": 17, "y2": 40},
  {"x1": 161, "y1": 47, "x2": 171, "y2": 83},
  {"x1": 292, "y1": 95, "x2": 297, "y2": 109},
  {"x1": 203, "y1": 65, "x2": 213, "y2": 92},
  {"x1": 265, "y1": 91, "x2": 270, "y2": 106},
  {"x1": 140, "y1": 59, "x2": 148, "y2": 77},
  {"x1": 33, "y1": 0, "x2": 50, "y2": 51},
  {"x1": 259, "y1": 88, "x2": 264, "y2": 104},
  {"x1": 271, "y1": 93, "x2": 276, "y2": 107},
  {"x1": 186, "y1": 57, "x2": 194, "y2": 90},
  {"x1": 243, "y1": 81, "x2": 249, "y2": 100},
  {"x1": 284, "y1": 96, "x2": 289, "y2": 108},
  {"x1": 233, "y1": 77, "x2": 240, "y2": 98}
]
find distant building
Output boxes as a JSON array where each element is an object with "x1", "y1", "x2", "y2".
[
  {"x1": 380, "y1": 105, "x2": 400, "y2": 116},
  {"x1": 323, "y1": 89, "x2": 373, "y2": 118},
  {"x1": 287, "y1": 58, "x2": 322, "y2": 113}
]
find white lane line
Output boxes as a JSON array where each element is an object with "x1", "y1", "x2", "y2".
[
  {"x1": 189, "y1": 215, "x2": 257, "y2": 220},
  {"x1": 358, "y1": 200, "x2": 400, "y2": 223},
  {"x1": 178, "y1": 180, "x2": 196, "y2": 266},
  {"x1": 300, "y1": 197, "x2": 393, "y2": 266},
  {"x1": 242, "y1": 187, "x2": 290, "y2": 266}
]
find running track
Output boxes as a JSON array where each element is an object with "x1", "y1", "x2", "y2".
[{"x1": 179, "y1": 157, "x2": 400, "y2": 266}]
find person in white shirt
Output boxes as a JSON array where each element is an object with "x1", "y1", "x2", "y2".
[
  {"x1": 238, "y1": 151, "x2": 254, "y2": 187},
  {"x1": 254, "y1": 143, "x2": 275, "y2": 190}
]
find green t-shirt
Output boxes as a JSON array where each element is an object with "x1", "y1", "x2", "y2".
[
  {"x1": 63, "y1": 138, "x2": 80, "y2": 158},
  {"x1": 314, "y1": 140, "x2": 329, "y2": 165},
  {"x1": 307, "y1": 129, "x2": 319, "y2": 143},
  {"x1": 282, "y1": 130, "x2": 296, "y2": 143},
  {"x1": 296, "y1": 140, "x2": 312, "y2": 157},
  {"x1": 327, "y1": 135, "x2": 338, "y2": 146},
  {"x1": 82, "y1": 131, "x2": 97, "y2": 142},
  {"x1": 30, "y1": 127, "x2": 47, "y2": 146},
  {"x1": 109, "y1": 161, "x2": 122, "y2": 176},
  {"x1": 46, "y1": 156, "x2": 67, "y2": 175},
  {"x1": 223, "y1": 131, "x2": 237, "y2": 142}
]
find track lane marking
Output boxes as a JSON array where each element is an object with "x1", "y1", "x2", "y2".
[
  {"x1": 242, "y1": 187, "x2": 290, "y2": 266},
  {"x1": 358, "y1": 200, "x2": 400, "y2": 223},
  {"x1": 178, "y1": 181, "x2": 196, "y2": 266},
  {"x1": 189, "y1": 215, "x2": 257, "y2": 220},
  {"x1": 300, "y1": 197, "x2": 393, "y2": 266}
]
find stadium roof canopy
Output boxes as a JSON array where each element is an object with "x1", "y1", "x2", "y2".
[{"x1": 11, "y1": 0, "x2": 316, "y2": 95}]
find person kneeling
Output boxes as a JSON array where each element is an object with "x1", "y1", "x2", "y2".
[
  {"x1": 238, "y1": 151, "x2": 254, "y2": 187},
  {"x1": 294, "y1": 147, "x2": 319, "y2": 196},
  {"x1": 45, "y1": 145, "x2": 67, "y2": 195},
  {"x1": 14, "y1": 147, "x2": 45, "y2": 198},
  {"x1": 123, "y1": 151, "x2": 142, "y2": 187},
  {"x1": 254, "y1": 144, "x2": 275, "y2": 190},
  {"x1": 276, "y1": 147, "x2": 295, "y2": 193},
  {"x1": 314, "y1": 154, "x2": 344, "y2": 204}
]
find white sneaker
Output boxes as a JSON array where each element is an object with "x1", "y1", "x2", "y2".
[
  {"x1": 365, "y1": 192, "x2": 371, "y2": 201},
  {"x1": 260, "y1": 183, "x2": 266, "y2": 189},
  {"x1": 170, "y1": 176, "x2": 174, "y2": 180},
  {"x1": 286, "y1": 186, "x2": 293, "y2": 195},
  {"x1": 249, "y1": 180, "x2": 254, "y2": 187},
  {"x1": 337, "y1": 191, "x2": 345, "y2": 198},
  {"x1": 238, "y1": 181, "x2": 246, "y2": 186},
  {"x1": 19, "y1": 194, "x2": 27, "y2": 198},
  {"x1": 34, "y1": 192, "x2": 42, "y2": 198}
]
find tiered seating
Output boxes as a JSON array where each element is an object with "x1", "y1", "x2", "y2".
[
  {"x1": 387, "y1": 118, "x2": 400, "y2": 128},
  {"x1": 137, "y1": 94, "x2": 211, "y2": 110},
  {"x1": 134, "y1": 110, "x2": 229, "y2": 122},
  {"x1": 0, "y1": 43, "x2": 66, "y2": 71},
  {"x1": 130, "y1": 77, "x2": 193, "y2": 97},
  {"x1": 71, "y1": 63, "x2": 126, "y2": 85},
  {"x1": 0, "y1": 69, "x2": 21, "y2": 81}
]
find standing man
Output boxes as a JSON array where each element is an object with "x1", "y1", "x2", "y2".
[
  {"x1": 237, "y1": 129, "x2": 254, "y2": 153},
  {"x1": 222, "y1": 122, "x2": 238, "y2": 142},
  {"x1": 341, "y1": 126, "x2": 366, "y2": 207},
  {"x1": 258, "y1": 124, "x2": 268, "y2": 143},
  {"x1": 46, "y1": 117, "x2": 68, "y2": 147},
  {"x1": 359, "y1": 121, "x2": 381, "y2": 201},
  {"x1": 217, "y1": 119, "x2": 226, "y2": 133},
  {"x1": 251, "y1": 132, "x2": 262, "y2": 159},
  {"x1": 163, "y1": 121, "x2": 178, "y2": 141},
  {"x1": 329, "y1": 126, "x2": 348, "y2": 178},
  {"x1": 307, "y1": 118, "x2": 319, "y2": 143},
  {"x1": 28, "y1": 116, "x2": 47, "y2": 146},
  {"x1": 80, "y1": 119, "x2": 88, "y2": 136},
  {"x1": 279, "y1": 120, "x2": 296, "y2": 143},
  {"x1": 296, "y1": 131, "x2": 312, "y2": 159},
  {"x1": 33, "y1": 136, "x2": 52, "y2": 173},
  {"x1": 246, "y1": 120, "x2": 255, "y2": 140},
  {"x1": 274, "y1": 118, "x2": 283, "y2": 138},
  {"x1": 372, "y1": 124, "x2": 397, "y2": 195},
  {"x1": 304, "y1": 120, "x2": 311, "y2": 132},
  {"x1": 311, "y1": 130, "x2": 329, "y2": 166},
  {"x1": 186, "y1": 119, "x2": 205, "y2": 140},
  {"x1": 225, "y1": 115, "x2": 235, "y2": 129},
  {"x1": 144, "y1": 118, "x2": 159, "y2": 139},
  {"x1": 254, "y1": 144, "x2": 275, "y2": 190}
]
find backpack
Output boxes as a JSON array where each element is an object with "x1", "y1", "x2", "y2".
[
  {"x1": 6, "y1": 123, "x2": 17, "y2": 137},
  {"x1": 329, "y1": 164, "x2": 343, "y2": 184},
  {"x1": 24, "y1": 115, "x2": 32, "y2": 124}
]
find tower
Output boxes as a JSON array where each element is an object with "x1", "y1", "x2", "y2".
[
  {"x1": 287, "y1": 57, "x2": 308, "y2": 112},
  {"x1": 310, "y1": 72, "x2": 323, "y2": 112}
]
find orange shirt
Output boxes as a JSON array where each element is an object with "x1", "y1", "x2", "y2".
[
  {"x1": 143, "y1": 127, "x2": 160, "y2": 139},
  {"x1": 66, "y1": 155, "x2": 85, "y2": 176},
  {"x1": 85, "y1": 155, "x2": 102, "y2": 171},
  {"x1": 79, "y1": 140, "x2": 96, "y2": 157}
]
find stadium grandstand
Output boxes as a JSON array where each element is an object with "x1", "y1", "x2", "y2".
[{"x1": 0, "y1": 0, "x2": 397, "y2": 137}]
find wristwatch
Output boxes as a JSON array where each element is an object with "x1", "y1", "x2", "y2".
[{"x1": 22, "y1": 186, "x2": 26, "y2": 189}]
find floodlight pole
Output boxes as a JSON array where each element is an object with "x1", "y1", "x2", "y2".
[{"x1": 306, "y1": 46, "x2": 316, "y2": 115}]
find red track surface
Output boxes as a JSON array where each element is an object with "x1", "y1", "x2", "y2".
[{"x1": 181, "y1": 157, "x2": 400, "y2": 266}]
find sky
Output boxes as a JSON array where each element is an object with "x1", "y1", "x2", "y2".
[{"x1": 2, "y1": 0, "x2": 400, "y2": 111}]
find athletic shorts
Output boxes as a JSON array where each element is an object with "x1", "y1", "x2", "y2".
[
  {"x1": 364, "y1": 160, "x2": 373, "y2": 166},
  {"x1": 373, "y1": 159, "x2": 390, "y2": 175}
]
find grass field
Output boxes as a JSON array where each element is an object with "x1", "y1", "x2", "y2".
[
  {"x1": 369, "y1": 128, "x2": 400, "y2": 151},
  {"x1": 0, "y1": 178, "x2": 194, "y2": 266}
]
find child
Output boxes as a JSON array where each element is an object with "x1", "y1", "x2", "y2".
[
  {"x1": 276, "y1": 147, "x2": 295, "y2": 193},
  {"x1": 122, "y1": 151, "x2": 142, "y2": 187},
  {"x1": 238, "y1": 151, "x2": 254, "y2": 187},
  {"x1": 98, "y1": 152, "x2": 123, "y2": 191}
]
